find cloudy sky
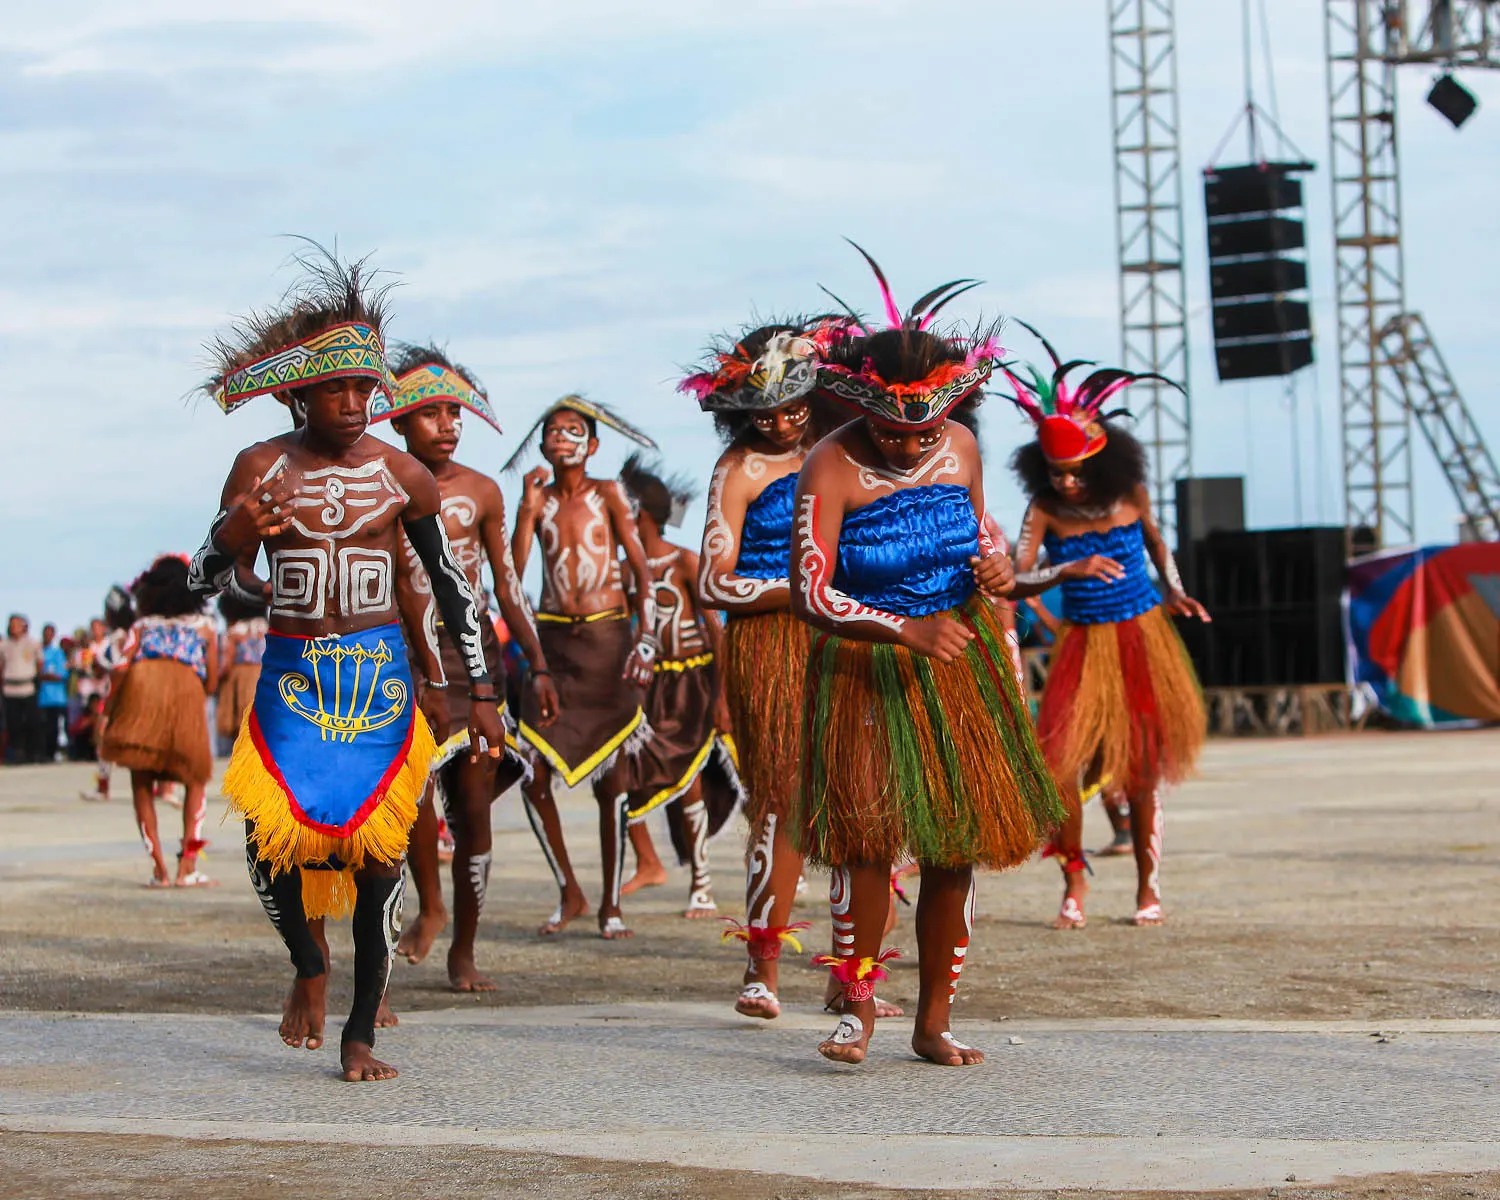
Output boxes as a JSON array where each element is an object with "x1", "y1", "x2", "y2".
[{"x1": 4, "y1": 1, "x2": 1497, "y2": 629}]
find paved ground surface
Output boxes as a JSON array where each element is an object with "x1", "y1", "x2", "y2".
[{"x1": 2, "y1": 733, "x2": 1498, "y2": 1195}]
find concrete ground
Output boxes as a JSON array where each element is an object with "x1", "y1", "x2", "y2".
[{"x1": 1, "y1": 732, "x2": 1498, "y2": 1196}]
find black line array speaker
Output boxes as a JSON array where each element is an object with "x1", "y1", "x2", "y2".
[
  {"x1": 1176, "y1": 525, "x2": 1346, "y2": 688},
  {"x1": 1204, "y1": 161, "x2": 1316, "y2": 382}
]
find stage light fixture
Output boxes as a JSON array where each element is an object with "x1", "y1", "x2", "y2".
[{"x1": 1427, "y1": 74, "x2": 1478, "y2": 129}]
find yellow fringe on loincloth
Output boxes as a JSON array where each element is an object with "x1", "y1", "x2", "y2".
[
  {"x1": 720, "y1": 609, "x2": 812, "y2": 825},
  {"x1": 222, "y1": 706, "x2": 435, "y2": 920}
]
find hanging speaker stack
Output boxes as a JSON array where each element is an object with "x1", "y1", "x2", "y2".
[{"x1": 1204, "y1": 161, "x2": 1316, "y2": 381}]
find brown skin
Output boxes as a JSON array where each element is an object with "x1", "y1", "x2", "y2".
[
  {"x1": 389, "y1": 400, "x2": 560, "y2": 989},
  {"x1": 511, "y1": 408, "x2": 654, "y2": 938},
  {"x1": 790, "y1": 415, "x2": 1014, "y2": 1066},
  {"x1": 1011, "y1": 472, "x2": 1209, "y2": 929}
]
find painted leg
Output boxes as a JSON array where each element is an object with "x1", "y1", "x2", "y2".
[
  {"x1": 621, "y1": 817, "x2": 668, "y2": 895},
  {"x1": 679, "y1": 785, "x2": 717, "y2": 918},
  {"x1": 446, "y1": 756, "x2": 498, "y2": 991},
  {"x1": 733, "y1": 807, "x2": 807, "y2": 1019},
  {"x1": 245, "y1": 825, "x2": 326, "y2": 1052},
  {"x1": 595, "y1": 775, "x2": 632, "y2": 939},
  {"x1": 911, "y1": 864, "x2": 983, "y2": 1066},
  {"x1": 1130, "y1": 786, "x2": 1164, "y2": 925},
  {"x1": 816, "y1": 861, "x2": 892, "y2": 1065},
  {"x1": 396, "y1": 779, "x2": 448, "y2": 963},
  {"x1": 174, "y1": 784, "x2": 213, "y2": 886},
  {"x1": 1050, "y1": 782, "x2": 1089, "y2": 930},
  {"x1": 131, "y1": 771, "x2": 169, "y2": 886},
  {"x1": 524, "y1": 765, "x2": 588, "y2": 934},
  {"x1": 342, "y1": 863, "x2": 403, "y2": 1082},
  {"x1": 1097, "y1": 785, "x2": 1133, "y2": 856},
  {"x1": 822, "y1": 865, "x2": 904, "y2": 1018}
]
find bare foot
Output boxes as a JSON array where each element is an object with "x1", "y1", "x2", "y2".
[
  {"x1": 683, "y1": 893, "x2": 718, "y2": 919},
  {"x1": 340, "y1": 1040, "x2": 398, "y2": 1082},
  {"x1": 824, "y1": 982, "x2": 904, "y2": 1019},
  {"x1": 448, "y1": 948, "x2": 497, "y2": 992},
  {"x1": 599, "y1": 913, "x2": 633, "y2": 939},
  {"x1": 819, "y1": 1000, "x2": 875, "y2": 1064},
  {"x1": 620, "y1": 862, "x2": 668, "y2": 895},
  {"x1": 1132, "y1": 898, "x2": 1164, "y2": 926},
  {"x1": 538, "y1": 890, "x2": 589, "y2": 936},
  {"x1": 396, "y1": 908, "x2": 448, "y2": 963},
  {"x1": 280, "y1": 975, "x2": 326, "y2": 1050},
  {"x1": 1052, "y1": 874, "x2": 1089, "y2": 930},
  {"x1": 375, "y1": 991, "x2": 399, "y2": 1029},
  {"x1": 912, "y1": 1028, "x2": 985, "y2": 1066},
  {"x1": 1095, "y1": 828, "x2": 1134, "y2": 857},
  {"x1": 735, "y1": 981, "x2": 780, "y2": 1019}
]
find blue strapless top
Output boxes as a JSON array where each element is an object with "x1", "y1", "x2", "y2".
[
  {"x1": 1043, "y1": 519, "x2": 1160, "y2": 624},
  {"x1": 836, "y1": 484, "x2": 977, "y2": 617},
  {"x1": 735, "y1": 472, "x2": 798, "y2": 580}
]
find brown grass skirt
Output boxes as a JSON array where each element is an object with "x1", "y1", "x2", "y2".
[
  {"x1": 1034, "y1": 605, "x2": 1206, "y2": 796},
  {"x1": 720, "y1": 609, "x2": 811, "y2": 825},
  {"x1": 216, "y1": 662, "x2": 260, "y2": 738},
  {"x1": 796, "y1": 597, "x2": 1063, "y2": 870},
  {"x1": 101, "y1": 658, "x2": 212, "y2": 785}
]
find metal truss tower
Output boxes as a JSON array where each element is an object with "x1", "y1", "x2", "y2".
[
  {"x1": 1109, "y1": 0, "x2": 1191, "y2": 541},
  {"x1": 1325, "y1": 1, "x2": 1500, "y2": 551}
]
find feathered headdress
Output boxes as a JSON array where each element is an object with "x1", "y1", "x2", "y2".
[
  {"x1": 814, "y1": 240, "x2": 1001, "y2": 430},
  {"x1": 205, "y1": 241, "x2": 397, "y2": 414},
  {"x1": 501, "y1": 394, "x2": 658, "y2": 474},
  {"x1": 618, "y1": 452, "x2": 699, "y2": 529},
  {"x1": 369, "y1": 342, "x2": 502, "y2": 434},
  {"x1": 678, "y1": 316, "x2": 854, "y2": 413},
  {"x1": 999, "y1": 319, "x2": 1175, "y2": 464}
]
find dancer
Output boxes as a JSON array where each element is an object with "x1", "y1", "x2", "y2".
[
  {"x1": 615, "y1": 453, "x2": 742, "y2": 918},
  {"x1": 1002, "y1": 324, "x2": 1208, "y2": 929},
  {"x1": 373, "y1": 343, "x2": 560, "y2": 988},
  {"x1": 100, "y1": 556, "x2": 220, "y2": 887},
  {"x1": 792, "y1": 247, "x2": 1062, "y2": 1066},
  {"x1": 190, "y1": 246, "x2": 505, "y2": 1082},
  {"x1": 506, "y1": 396, "x2": 658, "y2": 938},
  {"x1": 216, "y1": 591, "x2": 268, "y2": 751}
]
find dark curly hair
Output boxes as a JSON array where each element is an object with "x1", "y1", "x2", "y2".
[
  {"x1": 131, "y1": 556, "x2": 204, "y2": 620},
  {"x1": 1010, "y1": 420, "x2": 1147, "y2": 508},
  {"x1": 217, "y1": 589, "x2": 268, "y2": 625}
]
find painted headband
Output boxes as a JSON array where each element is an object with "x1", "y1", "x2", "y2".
[
  {"x1": 370, "y1": 363, "x2": 502, "y2": 433},
  {"x1": 214, "y1": 320, "x2": 395, "y2": 415}
]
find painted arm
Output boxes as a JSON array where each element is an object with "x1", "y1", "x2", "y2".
[
  {"x1": 789, "y1": 472, "x2": 906, "y2": 644},
  {"x1": 1136, "y1": 485, "x2": 1210, "y2": 621},
  {"x1": 605, "y1": 481, "x2": 658, "y2": 686},
  {"x1": 481, "y1": 482, "x2": 559, "y2": 724},
  {"x1": 698, "y1": 455, "x2": 791, "y2": 614},
  {"x1": 1007, "y1": 503, "x2": 1066, "y2": 598},
  {"x1": 510, "y1": 466, "x2": 547, "y2": 581},
  {"x1": 960, "y1": 444, "x2": 1015, "y2": 598},
  {"x1": 393, "y1": 535, "x2": 443, "y2": 687}
]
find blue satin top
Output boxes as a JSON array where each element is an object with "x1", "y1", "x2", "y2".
[
  {"x1": 1043, "y1": 519, "x2": 1160, "y2": 624},
  {"x1": 735, "y1": 472, "x2": 798, "y2": 580},
  {"x1": 835, "y1": 484, "x2": 978, "y2": 617}
]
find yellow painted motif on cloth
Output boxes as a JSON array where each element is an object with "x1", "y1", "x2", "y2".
[
  {"x1": 278, "y1": 638, "x2": 407, "y2": 742},
  {"x1": 653, "y1": 652, "x2": 715, "y2": 674}
]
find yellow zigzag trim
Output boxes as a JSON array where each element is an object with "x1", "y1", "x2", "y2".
[
  {"x1": 520, "y1": 708, "x2": 644, "y2": 789},
  {"x1": 625, "y1": 732, "x2": 718, "y2": 821}
]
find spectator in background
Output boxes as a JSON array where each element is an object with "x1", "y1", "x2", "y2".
[
  {"x1": 2, "y1": 614, "x2": 42, "y2": 764},
  {"x1": 38, "y1": 624, "x2": 69, "y2": 763}
]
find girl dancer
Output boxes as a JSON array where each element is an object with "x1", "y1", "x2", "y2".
[
  {"x1": 101, "y1": 556, "x2": 220, "y2": 887},
  {"x1": 1002, "y1": 325, "x2": 1208, "y2": 928},
  {"x1": 792, "y1": 247, "x2": 1061, "y2": 1066}
]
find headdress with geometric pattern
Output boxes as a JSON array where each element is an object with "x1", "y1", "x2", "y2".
[
  {"x1": 501, "y1": 394, "x2": 658, "y2": 474},
  {"x1": 369, "y1": 342, "x2": 501, "y2": 434}
]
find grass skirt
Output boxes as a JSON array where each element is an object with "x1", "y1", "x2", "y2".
[
  {"x1": 796, "y1": 596, "x2": 1063, "y2": 869},
  {"x1": 720, "y1": 609, "x2": 811, "y2": 825},
  {"x1": 100, "y1": 658, "x2": 213, "y2": 786},
  {"x1": 216, "y1": 662, "x2": 260, "y2": 739},
  {"x1": 1035, "y1": 604, "x2": 1206, "y2": 796}
]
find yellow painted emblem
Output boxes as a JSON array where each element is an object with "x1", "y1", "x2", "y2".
[{"x1": 279, "y1": 638, "x2": 408, "y2": 742}]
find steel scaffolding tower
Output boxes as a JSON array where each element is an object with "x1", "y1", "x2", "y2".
[
  {"x1": 1109, "y1": 0, "x2": 1191, "y2": 540},
  {"x1": 1325, "y1": 0, "x2": 1500, "y2": 551}
]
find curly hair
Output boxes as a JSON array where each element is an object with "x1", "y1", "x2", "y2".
[
  {"x1": 217, "y1": 589, "x2": 268, "y2": 625},
  {"x1": 131, "y1": 556, "x2": 204, "y2": 620},
  {"x1": 1010, "y1": 420, "x2": 1147, "y2": 508}
]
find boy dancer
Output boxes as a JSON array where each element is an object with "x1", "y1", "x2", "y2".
[
  {"x1": 189, "y1": 248, "x2": 504, "y2": 1081},
  {"x1": 506, "y1": 396, "x2": 659, "y2": 938},
  {"x1": 373, "y1": 344, "x2": 561, "y2": 989}
]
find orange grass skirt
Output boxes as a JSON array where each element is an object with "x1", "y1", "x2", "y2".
[
  {"x1": 100, "y1": 657, "x2": 212, "y2": 786},
  {"x1": 720, "y1": 609, "x2": 811, "y2": 825}
]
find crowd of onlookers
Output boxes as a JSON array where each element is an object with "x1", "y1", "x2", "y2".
[{"x1": 1, "y1": 613, "x2": 115, "y2": 766}]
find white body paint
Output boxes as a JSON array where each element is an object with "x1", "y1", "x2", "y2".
[
  {"x1": 795, "y1": 495, "x2": 906, "y2": 635},
  {"x1": 699, "y1": 451, "x2": 798, "y2": 607}
]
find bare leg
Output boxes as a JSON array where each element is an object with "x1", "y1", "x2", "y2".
[
  {"x1": 446, "y1": 756, "x2": 498, "y2": 991},
  {"x1": 1097, "y1": 785, "x2": 1133, "y2": 856},
  {"x1": 1050, "y1": 783, "x2": 1089, "y2": 930},
  {"x1": 341, "y1": 862, "x2": 403, "y2": 1082},
  {"x1": 174, "y1": 783, "x2": 213, "y2": 885},
  {"x1": 524, "y1": 764, "x2": 589, "y2": 934},
  {"x1": 823, "y1": 870, "x2": 904, "y2": 1018},
  {"x1": 911, "y1": 864, "x2": 983, "y2": 1066},
  {"x1": 679, "y1": 786, "x2": 717, "y2": 918},
  {"x1": 246, "y1": 828, "x2": 326, "y2": 1052},
  {"x1": 1130, "y1": 786, "x2": 1164, "y2": 924},
  {"x1": 595, "y1": 773, "x2": 632, "y2": 938},
  {"x1": 817, "y1": 862, "x2": 890, "y2": 1065},
  {"x1": 396, "y1": 780, "x2": 448, "y2": 963},
  {"x1": 736, "y1": 808, "x2": 805, "y2": 1018},
  {"x1": 621, "y1": 819, "x2": 668, "y2": 894},
  {"x1": 131, "y1": 771, "x2": 170, "y2": 886}
]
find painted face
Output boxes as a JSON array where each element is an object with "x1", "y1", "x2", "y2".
[
  {"x1": 1048, "y1": 461, "x2": 1088, "y2": 503},
  {"x1": 750, "y1": 400, "x2": 812, "y2": 451},
  {"x1": 301, "y1": 376, "x2": 375, "y2": 448},
  {"x1": 541, "y1": 411, "x2": 595, "y2": 467},
  {"x1": 400, "y1": 401, "x2": 464, "y2": 465},
  {"x1": 866, "y1": 420, "x2": 944, "y2": 473}
]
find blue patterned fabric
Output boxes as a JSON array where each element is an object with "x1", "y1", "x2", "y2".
[
  {"x1": 135, "y1": 616, "x2": 212, "y2": 680},
  {"x1": 735, "y1": 472, "x2": 798, "y2": 580},
  {"x1": 836, "y1": 484, "x2": 978, "y2": 617},
  {"x1": 251, "y1": 623, "x2": 416, "y2": 835},
  {"x1": 1044, "y1": 519, "x2": 1160, "y2": 624}
]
